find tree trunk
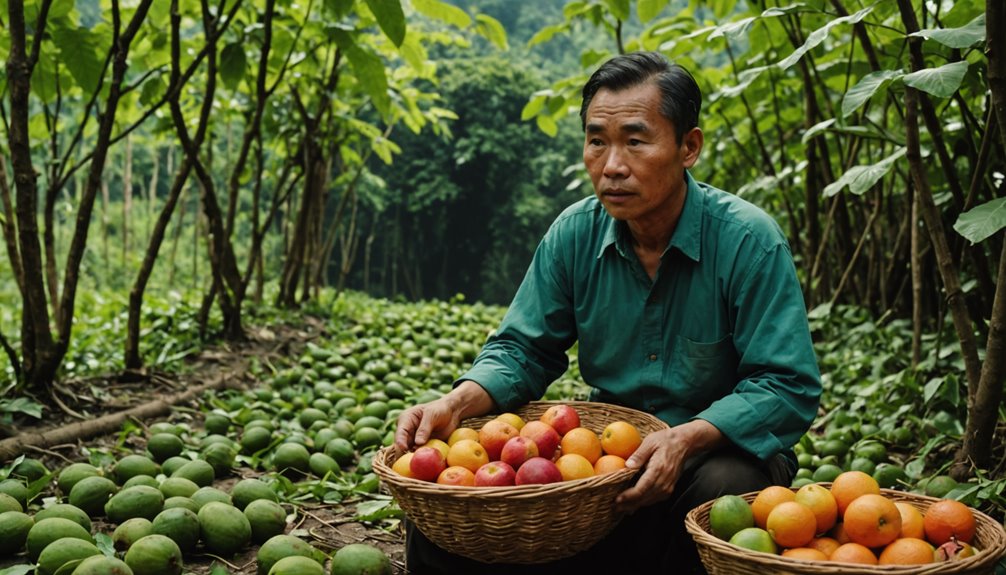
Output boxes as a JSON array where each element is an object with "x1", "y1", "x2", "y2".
[{"x1": 123, "y1": 134, "x2": 133, "y2": 268}]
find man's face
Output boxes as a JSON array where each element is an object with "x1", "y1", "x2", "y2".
[{"x1": 582, "y1": 81, "x2": 700, "y2": 226}]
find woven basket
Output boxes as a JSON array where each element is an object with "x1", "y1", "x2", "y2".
[
  {"x1": 685, "y1": 487, "x2": 1006, "y2": 575},
  {"x1": 373, "y1": 400, "x2": 669, "y2": 564}
]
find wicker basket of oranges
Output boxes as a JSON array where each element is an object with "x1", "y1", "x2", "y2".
[
  {"x1": 373, "y1": 400, "x2": 669, "y2": 564},
  {"x1": 685, "y1": 472, "x2": 1006, "y2": 575}
]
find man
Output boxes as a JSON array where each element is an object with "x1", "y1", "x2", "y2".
[{"x1": 395, "y1": 51, "x2": 821, "y2": 574}]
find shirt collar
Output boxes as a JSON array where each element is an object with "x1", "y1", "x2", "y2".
[{"x1": 596, "y1": 171, "x2": 703, "y2": 262}]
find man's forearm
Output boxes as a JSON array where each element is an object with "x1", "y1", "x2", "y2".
[{"x1": 448, "y1": 380, "x2": 497, "y2": 420}]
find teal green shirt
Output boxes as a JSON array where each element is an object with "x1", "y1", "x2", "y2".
[{"x1": 460, "y1": 172, "x2": 821, "y2": 462}]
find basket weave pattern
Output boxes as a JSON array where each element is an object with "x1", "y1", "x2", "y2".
[
  {"x1": 373, "y1": 400, "x2": 670, "y2": 564},
  {"x1": 685, "y1": 487, "x2": 1006, "y2": 575}
]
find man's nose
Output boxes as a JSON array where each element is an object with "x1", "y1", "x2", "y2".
[{"x1": 603, "y1": 147, "x2": 629, "y2": 177}]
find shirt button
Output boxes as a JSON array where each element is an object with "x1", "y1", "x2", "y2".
[{"x1": 649, "y1": 354, "x2": 657, "y2": 361}]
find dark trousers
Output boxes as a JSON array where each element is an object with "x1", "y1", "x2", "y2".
[{"x1": 405, "y1": 447, "x2": 794, "y2": 574}]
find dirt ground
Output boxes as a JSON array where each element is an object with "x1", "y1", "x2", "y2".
[{"x1": 1, "y1": 320, "x2": 408, "y2": 574}]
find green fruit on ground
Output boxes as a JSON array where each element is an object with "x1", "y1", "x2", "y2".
[
  {"x1": 299, "y1": 408, "x2": 329, "y2": 429},
  {"x1": 332, "y1": 419, "x2": 355, "y2": 440},
  {"x1": 231, "y1": 478, "x2": 279, "y2": 510},
  {"x1": 383, "y1": 382, "x2": 406, "y2": 400},
  {"x1": 924, "y1": 475, "x2": 959, "y2": 498},
  {"x1": 151, "y1": 507, "x2": 201, "y2": 553},
  {"x1": 0, "y1": 478, "x2": 29, "y2": 509},
  {"x1": 353, "y1": 427, "x2": 383, "y2": 451},
  {"x1": 0, "y1": 492, "x2": 23, "y2": 513},
  {"x1": 708, "y1": 495, "x2": 754, "y2": 541},
  {"x1": 308, "y1": 453, "x2": 340, "y2": 477},
  {"x1": 313, "y1": 428, "x2": 339, "y2": 448},
  {"x1": 790, "y1": 477, "x2": 815, "y2": 489},
  {"x1": 330, "y1": 543, "x2": 392, "y2": 575},
  {"x1": 124, "y1": 534, "x2": 183, "y2": 575},
  {"x1": 819, "y1": 439, "x2": 849, "y2": 458},
  {"x1": 149, "y1": 422, "x2": 182, "y2": 436},
  {"x1": 334, "y1": 398, "x2": 357, "y2": 414},
  {"x1": 69, "y1": 475, "x2": 119, "y2": 517},
  {"x1": 160, "y1": 457, "x2": 190, "y2": 477},
  {"x1": 858, "y1": 423, "x2": 880, "y2": 437},
  {"x1": 848, "y1": 457, "x2": 877, "y2": 476},
  {"x1": 812, "y1": 463, "x2": 844, "y2": 483},
  {"x1": 728, "y1": 527, "x2": 777, "y2": 554},
  {"x1": 198, "y1": 501, "x2": 252, "y2": 556},
  {"x1": 70, "y1": 555, "x2": 134, "y2": 575},
  {"x1": 123, "y1": 475, "x2": 160, "y2": 489},
  {"x1": 272, "y1": 443, "x2": 311, "y2": 475},
  {"x1": 201, "y1": 443, "x2": 237, "y2": 477},
  {"x1": 242, "y1": 427, "x2": 274, "y2": 454},
  {"x1": 11, "y1": 457, "x2": 49, "y2": 482},
  {"x1": 113, "y1": 455, "x2": 161, "y2": 485},
  {"x1": 244, "y1": 499, "x2": 287, "y2": 544},
  {"x1": 203, "y1": 413, "x2": 231, "y2": 435},
  {"x1": 171, "y1": 459, "x2": 215, "y2": 487},
  {"x1": 36, "y1": 537, "x2": 102, "y2": 575},
  {"x1": 268, "y1": 555, "x2": 325, "y2": 575},
  {"x1": 159, "y1": 477, "x2": 200, "y2": 499},
  {"x1": 162, "y1": 497, "x2": 201, "y2": 514},
  {"x1": 872, "y1": 463, "x2": 909, "y2": 489},
  {"x1": 147, "y1": 433, "x2": 185, "y2": 463},
  {"x1": 794, "y1": 468, "x2": 813, "y2": 481},
  {"x1": 27, "y1": 517, "x2": 95, "y2": 560},
  {"x1": 363, "y1": 401, "x2": 390, "y2": 420},
  {"x1": 0, "y1": 511, "x2": 34, "y2": 555},
  {"x1": 796, "y1": 452, "x2": 813, "y2": 469},
  {"x1": 853, "y1": 440, "x2": 888, "y2": 464},
  {"x1": 35, "y1": 504, "x2": 92, "y2": 532},
  {"x1": 106, "y1": 485, "x2": 165, "y2": 523},
  {"x1": 324, "y1": 438, "x2": 356, "y2": 466},
  {"x1": 257, "y1": 535, "x2": 327, "y2": 575},
  {"x1": 191, "y1": 486, "x2": 232, "y2": 509},
  {"x1": 353, "y1": 416, "x2": 385, "y2": 432},
  {"x1": 113, "y1": 517, "x2": 154, "y2": 552}
]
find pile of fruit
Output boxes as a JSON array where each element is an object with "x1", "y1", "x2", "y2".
[
  {"x1": 709, "y1": 470, "x2": 986, "y2": 566},
  {"x1": 391, "y1": 404, "x2": 643, "y2": 487}
]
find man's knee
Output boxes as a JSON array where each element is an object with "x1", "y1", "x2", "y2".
[{"x1": 686, "y1": 450, "x2": 782, "y2": 501}]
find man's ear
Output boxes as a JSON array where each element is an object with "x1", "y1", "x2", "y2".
[{"x1": 681, "y1": 127, "x2": 704, "y2": 169}]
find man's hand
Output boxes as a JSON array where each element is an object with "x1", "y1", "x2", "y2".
[
  {"x1": 394, "y1": 380, "x2": 495, "y2": 454},
  {"x1": 615, "y1": 419, "x2": 725, "y2": 513}
]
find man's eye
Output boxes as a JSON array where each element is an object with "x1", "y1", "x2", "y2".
[
  {"x1": 628, "y1": 139, "x2": 642, "y2": 146},
  {"x1": 589, "y1": 138, "x2": 604, "y2": 146}
]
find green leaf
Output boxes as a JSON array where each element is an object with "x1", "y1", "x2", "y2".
[
  {"x1": 411, "y1": 0, "x2": 471, "y2": 29},
  {"x1": 365, "y1": 0, "x2": 406, "y2": 47},
  {"x1": 953, "y1": 197, "x2": 1006, "y2": 244},
  {"x1": 52, "y1": 25, "x2": 105, "y2": 94},
  {"x1": 0, "y1": 565, "x2": 35, "y2": 575},
  {"x1": 841, "y1": 69, "x2": 903, "y2": 118},
  {"x1": 923, "y1": 376, "x2": 944, "y2": 404},
  {"x1": 0, "y1": 397, "x2": 43, "y2": 418},
  {"x1": 902, "y1": 61, "x2": 969, "y2": 99},
  {"x1": 637, "y1": 0, "x2": 670, "y2": 23},
  {"x1": 824, "y1": 147, "x2": 906, "y2": 197},
  {"x1": 397, "y1": 32, "x2": 427, "y2": 71},
  {"x1": 521, "y1": 94, "x2": 547, "y2": 121},
  {"x1": 95, "y1": 533, "x2": 115, "y2": 557},
  {"x1": 324, "y1": 0, "x2": 354, "y2": 19},
  {"x1": 346, "y1": 44, "x2": 390, "y2": 119},
  {"x1": 527, "y1": 23, "x2": 569, "y2": 48},
  {"x1": 777, "y1": 6, "x2": 873, "y2": 70},
  {"x1": 219, "y1": 43, "x2": 247, "y2": 90},
  {"x1": 474, "y1": 14, "x2": 508, "y2": 50},
  {"x1": 602, "y1": 0, "x2": 630, "y2": 21},
  {"x1": 536, "y1": 114, "x2": 558, "y2": 137},
  {"x1": 209, "y1": 563, "x2": 230, "y2": 575},
  {"x1": 910, "y1": 13, "x2": 985, "y2": 49},
  {"x1": 802, "y1": 118, "x2": 836, "y2": 144}
]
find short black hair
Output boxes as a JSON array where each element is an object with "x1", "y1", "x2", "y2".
[{"x1": 580, "y1": 51, "x2": 701, "y2": 142}]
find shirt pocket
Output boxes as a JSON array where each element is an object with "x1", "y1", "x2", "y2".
[{"x1": 668, "y1": 333, "x2": 739, "y2": 411}]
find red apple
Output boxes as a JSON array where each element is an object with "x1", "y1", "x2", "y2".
[
  {"x1": 409, "y1": 446, "x2": 447, "y2": 482},
  {"x1": 519, "y1": 421, "x2": 561, "y2": 460},
  {"x1": 540, "y1": 404, "x2": 581, "y2": 436},
  {"x1": 478, "y1": 419, "x2": 520, "y2": 461},
  {"x1": 436, "y1": 465, "x2": 476, "y2": 486},
  {"x1": 473, "y1": 461, "x2": 517, "y2": 487},
  {"x1": 500, "y1": 436, "x2": 539, "y2": 470},
  {"x1": 515, "y1": 457, "x2": 563, "y2": 485}
]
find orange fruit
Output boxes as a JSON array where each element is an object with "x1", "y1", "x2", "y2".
[
  {"x1": 560, "y1": 427, "x2": 603, "y2": 464},
  {"x1": 424, "y1": 438, "x2": 451, "y2": 460},
  {"x1": 843, "y1": 494, "x2": 902, "y2": 548},
  {"x1": 830, "y1": 470, "x2": 880, "y2": 516},
  {"x1": 794, "y1": 483, "x2": 838, "y2": 534},
  {"x1": 446, "y1": 439, "x2": 490, "y2": 473},
  {"x1": 495, "y1": 413, "x2": 526, "y2": 431},
  {"x1": 600, "y1": 421, "x2": 642, "y2": 459},
  {"x1": 766, "y1": 501, "x2": 817, "y2": 548},
  {"x1": 392, "y1": 452, "x2": 415, "y2": 478},
  {"x1": 781, "y1": 547, "x2": 828, "y2": 561},
  {"x1": 806, "y1": 536, "x2": 840, "y2": 557},
  {"x1": 895, "y1": 501, "x2": 925, "y2": 539},
  {"x1": 878, "y1": 537, "x2": 935, "y2": 565},
  {"x1": 447, "y1": 427, "x2": 479, "y2": 446},
  {"x1": 828, "y1": 522, "x2": 851, "y2": 544},
  {"x1": 829, "y1": 542, "x2": 878, "y2": 565},
  {"x1": 751, "y1": 485, "x2": 796, "y2": 529},
  {"x1": 923, "y1": 499, "x2": 976, "y2": 545},
  {"x1": 555, "y1": 453, "x2": 595, "y2": 481},
  {"x1": 436, "y1": 465, "x2": 476, "y2": 486},
  {"x1": 593, "y1": 454, "x2": 626, "y2": 475}
]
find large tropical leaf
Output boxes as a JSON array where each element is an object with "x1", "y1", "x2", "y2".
[
  {"x1": 902, "y1": 61, "x2": 969, "y2": 99},
  {"x1": 364, "y1": 0, "x2": 406, "y2": 47},
  {"x1": 346, "y1": 44, "x2": 390, "y2": 119},
  {"x1": 637, "y1": 0, "x2": 670, "y2": 23},
  {"x1": 841, "y1": 69, "x2": 903, "y2": 118},
  {"x1": 824, "y1": 147, "x2": 906, "y2": 197},
  {"x1": 953, "y1": 198, "x2": 1006, "y2": 244},
  {"x1": 219, "y1": 43, "x2": 247, "y2": 90},
  {"x1": 52, "y1": 24, "x2": 105, "y2": 94},
  {"x1": 910, "y1": 13, "x2": 985, "y2": 49},
  {"x1": 777, "y1": 6, "x2": 873, "y2": 70},
  {"x1": 411, "y1": 0, "x2": 471, "y2": 29},
  {"x1": 475, "y1": 14, "x2": 508, "y2": 50}
]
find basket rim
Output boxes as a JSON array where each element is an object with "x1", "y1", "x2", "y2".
[{"x1": 685, "y1": 486, "x2": 1006, "y2": 574}]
